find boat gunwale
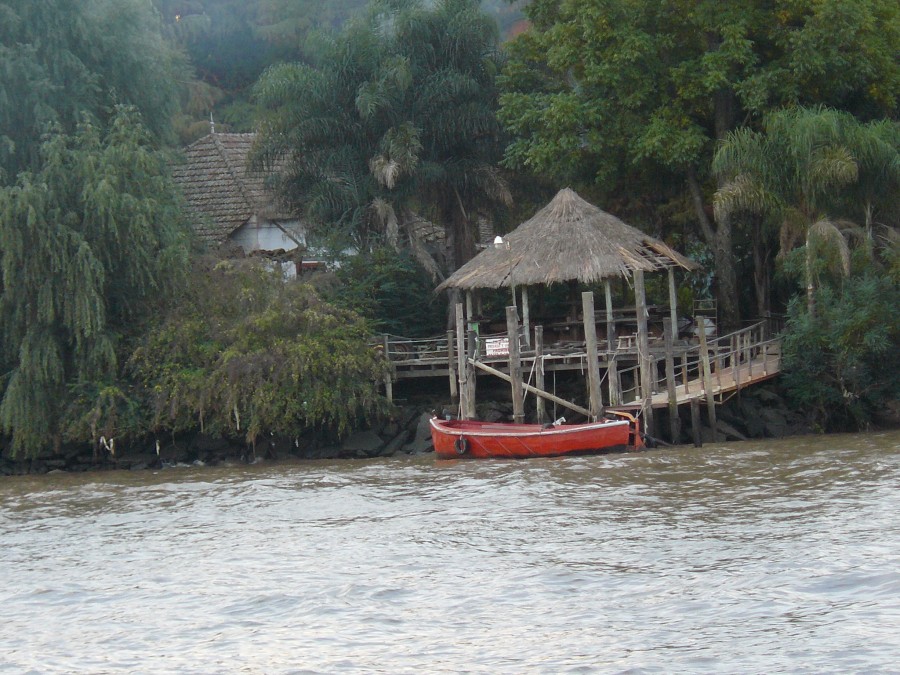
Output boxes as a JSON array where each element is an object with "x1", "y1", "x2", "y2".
[{"x1": 429, "y1": 417, "x2": 630, "y2": 439}]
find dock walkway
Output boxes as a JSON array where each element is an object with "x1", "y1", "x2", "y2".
[{"x1": 376, "y1": 319, "x2": 782, "y2": 412}]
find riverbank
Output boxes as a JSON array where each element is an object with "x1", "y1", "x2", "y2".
[{"x1": 2, "y1": 382, "x2": 894, "y2": 476}]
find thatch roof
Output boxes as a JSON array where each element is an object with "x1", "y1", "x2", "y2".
[
  {"x1": 171, "y1": 133, "x2": 291, "y2": 244},
  {"x1": 436, "y1": 188, "x2": 697, "y2": 292}
]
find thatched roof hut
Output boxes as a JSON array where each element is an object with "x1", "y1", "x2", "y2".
[{"x1": 436, "y1": 188, "x2": 696, "y2": 292}]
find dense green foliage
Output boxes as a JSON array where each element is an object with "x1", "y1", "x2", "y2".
[
  {"x1": 253, "y1": 0, "x2": 510, "y2": 274},
  {"x1": 3, "y1": 0, "x2": 898, "y2": 459},
  {"x1": 0, "y1": 108, "x2": 190, "y2": 457},
  {"x1": 498, "y1": 0, "x2": 899, "y2": 326},
  {"x1": 782, "y1": 270, "x2": 899, "y2": 431},
  {"x1": 130, "y1": 260, "x2": 391, "y2": 446},
  {"x1": 0, "y1": 0, "x2": 184, "y2": 182},
  {"x1": 714, "y1": 106, "x2": 899, "y2": 314},
  {"x1": 330, "y1": 248, "x2": 448, "y2": 338}
]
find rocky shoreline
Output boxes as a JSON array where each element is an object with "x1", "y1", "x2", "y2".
[{"x1": 0, "y1": 384, "x2": 826, "y2": 476}]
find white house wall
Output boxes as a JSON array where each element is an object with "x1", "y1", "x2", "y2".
[{"x1": 231, "y1": 217, "x2": 305, "y2": 254}]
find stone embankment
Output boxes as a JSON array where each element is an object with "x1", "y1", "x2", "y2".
[{"x1": 1, "y1": 384, "x2": 813, "y2": 476}]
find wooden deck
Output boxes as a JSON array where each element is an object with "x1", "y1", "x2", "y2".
[{"x1": 375, "y1": 319, "x2": 783, "y2": 412}]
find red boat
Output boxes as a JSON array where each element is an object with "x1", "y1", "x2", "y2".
[{"x1": 430, "y1": 412, "x2": 644, "y2": 460}]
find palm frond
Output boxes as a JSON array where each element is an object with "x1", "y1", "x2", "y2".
[
  {"x1": 809, "y1": 219, "x2": 851, "y2": 276},
  {"x1": 713, "y1": 173, "x2": 773, "y2": 223}
]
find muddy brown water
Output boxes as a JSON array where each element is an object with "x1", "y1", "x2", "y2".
[{"x1": 2, "y1": 431, "x2": 898, "y2": 673}]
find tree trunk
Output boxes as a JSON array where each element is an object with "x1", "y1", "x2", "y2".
[
  {"x1": 687, "y1": 169, "x2": 740, "y2": 331},
  {"x1": 751, "y1": 217, "x2": 771, "y2": 320},
  {"x1": 448, "y1": 188, "x2": 475, "y2": 270},
  {"x1": 713, "y1": 223, "x2": 740, "y2": 330}
]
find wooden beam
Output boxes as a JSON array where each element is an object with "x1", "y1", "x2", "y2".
[{"x1": 470, "y1": 359, "x2": 592, "y2": 419}]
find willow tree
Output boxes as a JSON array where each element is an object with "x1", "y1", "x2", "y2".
[
  {"x1": 253, "y1": 0, "x2": 510, "y2": 276},
  {"x1": 0, "y1": 0, "x2": 184, "y2": 183},
  {"x1": 498, "y1": 0, "x2": 899, "y2": 327},
  {"x1": 0, "y1": 108, "x2": 189, "y2": 457},
  {"x1": 713, "y1": 107, "x2": 900, "y2": 317}
]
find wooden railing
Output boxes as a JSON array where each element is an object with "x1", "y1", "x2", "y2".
[
  {"x1": 620, "y1": 320, "x2": 782, "y2": 403},
  {"x1": 373, "y1": 318, "x2": 782, "y2": 401}
]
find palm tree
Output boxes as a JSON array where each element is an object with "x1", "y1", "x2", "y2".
[
  {"x1": 253, "y1": 0, "x2": 510, "y2": 279},
  {"x1": 713, "y1": 106, "x2": 899, "y2": 317}
]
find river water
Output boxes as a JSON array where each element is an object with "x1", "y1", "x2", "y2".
[{"x1": 1, "y1": 431, "x2": 898, "y2": 674}]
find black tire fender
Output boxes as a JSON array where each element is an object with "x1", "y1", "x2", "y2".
[{"x1": 454, "y1": 436, "x2": 468, "y2": 455}]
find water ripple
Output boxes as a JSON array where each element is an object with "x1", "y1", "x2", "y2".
[{"x1": 1, "y1": 431, "x2": 898, "y2": 673}]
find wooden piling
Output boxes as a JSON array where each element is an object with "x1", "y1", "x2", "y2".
[
  {"x1": 506, "y1": 306, "x2": 525, "y2": 423},
  {"x1": 535, "y1": 325, "x2": 547, "y2": 424},
  {"x1": 634, "y1": 270, "x2": 654, "y2": 432},
  {"x1": 690, "y1": 398, "x2": 702, "y2": 447},
  {"x1": 582, "y1": 291, "x2": 603, "y2": 420},
  {"x1": 382, "y1": 334, "x2": 394, "y2": 402},
  {"x1": 455, "y1": 303, "x2": 469, "y2": 419},
  {"x1": 383, "y1": 372, "x2": 393, "y2": 403},
  {"x1": 667, "y1": 267, "x2": 679, "y2": 340},
  {"x1": 447, "y1": 330, "x2": 458, "y2": 404},
  {"x1": 466, "y1": 329, "x2": 477, "y2": 420},
  {"x1": 663, "y1": 318, "x2": 680, "y2": 444},
  {"x1": 698, "y1": 323, "x2": 718, "y2": 440},
  {"x1": 522, "y1": 286, "x2": 531, "y2": 347},
  {"x1": 604, "y1": 280, "x2": 620, "y2": 406}
]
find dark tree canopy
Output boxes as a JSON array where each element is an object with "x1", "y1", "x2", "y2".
[
  {"x1": 254, "y1": 0, "x2": 510, "y2": 274},
  {"x1": 0, "y1": 0, "x2": 185, "y2": 182}
]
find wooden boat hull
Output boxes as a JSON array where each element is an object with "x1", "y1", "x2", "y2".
[{"x1": 430, "y1": 413, "x2": 643, "y2": 460}]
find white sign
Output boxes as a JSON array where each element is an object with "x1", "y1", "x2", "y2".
[{"x1": 485, "y1": 337, "x2": 509, "y2": 357}]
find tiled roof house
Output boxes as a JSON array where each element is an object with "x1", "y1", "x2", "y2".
[{"x1": 171, "y1": 132, "x2": 309, "y2": 257}]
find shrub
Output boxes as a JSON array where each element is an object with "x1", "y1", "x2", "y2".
[{"x1": 782, "y1": 272, "x2": 899, "y2": 431}]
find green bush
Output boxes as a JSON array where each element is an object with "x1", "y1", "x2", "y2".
[
  {"x1": 128, "y1": 258, "x2": 392, "y2": 447},
  {"x1": 782, "y1": 272, "x2": 899, "y2": 431}
]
